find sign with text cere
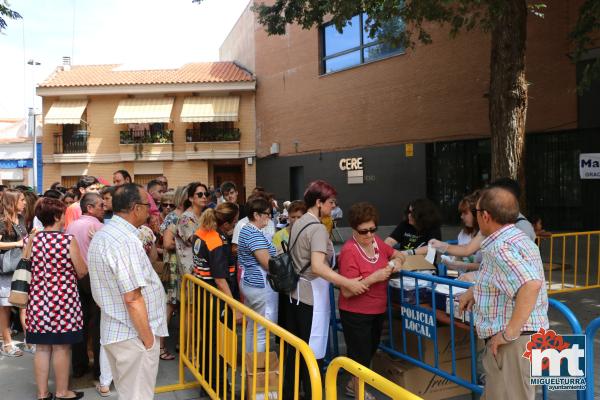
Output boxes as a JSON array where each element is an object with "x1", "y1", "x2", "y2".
[
  {"x1": 339, "y1": 157, "x2": 364, "y2": 184},
  {"x1": 580, "y1": 153, "x2": 600, "y2": 179}
]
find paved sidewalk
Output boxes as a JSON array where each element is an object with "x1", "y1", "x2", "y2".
[{"x1": 0, "y1": 332, "x2": 206, "y2": 400}]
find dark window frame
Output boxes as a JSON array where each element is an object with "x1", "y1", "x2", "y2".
[{"x1": 320, "y1": 13, "x2": 405, "y2": 75}]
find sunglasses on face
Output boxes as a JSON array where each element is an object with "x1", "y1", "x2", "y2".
[
  {"x1": 356, "y1": 227, "x2": 378, "y2": 235},
  {"x1": 162, "y1": 203, "x2": 175, "y2": 208},
  {"x1": 195, "y1": 192, "x2": 209, "y2": 198}
]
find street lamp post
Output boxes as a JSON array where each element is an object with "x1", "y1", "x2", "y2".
[{"x1": 27, "y1": 59, "x2": 41, "y2": 193}]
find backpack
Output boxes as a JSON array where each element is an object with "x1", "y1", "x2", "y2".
[{"x1": 267, "y1": 222, "x2": 318, "y2": 293}]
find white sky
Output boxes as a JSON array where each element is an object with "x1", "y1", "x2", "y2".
[{"x1": 0, "y1": 0, "x2": 250, "y2": 118}]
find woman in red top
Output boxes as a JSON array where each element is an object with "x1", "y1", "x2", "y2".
[{"x1": 338, "y1": 202, "x2": 405, "y2": 400}]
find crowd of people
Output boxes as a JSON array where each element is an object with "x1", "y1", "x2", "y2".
[{"x1": 0, "y1": 173, "x2": 549, "y2": 400}]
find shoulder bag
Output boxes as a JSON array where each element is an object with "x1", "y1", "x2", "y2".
[
  {"x1": 267, "y1": 222, "x2": 318, "y2": 293},
  {"x1": 0, "y1": 222, "x2": 25, "y2": 275},
  {"x1": 9, "y1": 233, "x2": 36, "y2": 308}
]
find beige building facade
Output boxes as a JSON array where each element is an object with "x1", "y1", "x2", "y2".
[{"x1": 38, "y1": 62, "x2": 256, "y2": 195}]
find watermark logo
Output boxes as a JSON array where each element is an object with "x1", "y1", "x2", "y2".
[{"x1": 522, "y1": 328, "x2": 586, "y2": 391}]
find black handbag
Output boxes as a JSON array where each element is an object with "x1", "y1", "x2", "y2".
[{"x1": 267, "y1": 222, "x2": 318, "y2": 293}]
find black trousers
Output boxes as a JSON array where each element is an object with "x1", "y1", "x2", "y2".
[
  {"x1": 71, "y1": 281, "x2": 100, "y2": 376},
  {"x1": 339, "y1": 310, "x2": 384, "y2": 368},
  {"x1": 282, "y1": 300, "x2": 323, "y2": 400},
  {"x1": 200, "y1": 295, "x2": 231, "y2": 395}
]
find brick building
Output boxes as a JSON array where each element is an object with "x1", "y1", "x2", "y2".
[
  {"x1": 38, "y1": 61, "x2": 256, "y2": 195},
  {"x1": 221, "y1": 1, "x2": 600, "y2": 229}
]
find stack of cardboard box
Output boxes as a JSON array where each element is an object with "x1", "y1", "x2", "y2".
[
  {"x1": 245, "y1": 352, "x2": 280, "y2": 400},
  {"x1": 374, "y1": 324, "x2": 483, "y2": 399}
]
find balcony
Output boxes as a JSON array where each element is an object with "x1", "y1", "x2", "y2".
[
  {"x1": 120, "y1": 129, "x2": 173, "y2": 144},
  {"x1": 53, "y1": 131, "x2": 88, "y2": 154},
  {"x1": 185, "y1": 128, "x2": 240, "y2": 143},
  {"x1": 184, "y1": 128, "x2": 242, "y2": 160},
  {"x1": 119, "y1": 129, "x2": 173, "y2": 161}
]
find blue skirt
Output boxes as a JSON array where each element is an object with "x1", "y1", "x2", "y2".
[{"x1": 26, "y1": 330, "x2": 83, "y2": 345}]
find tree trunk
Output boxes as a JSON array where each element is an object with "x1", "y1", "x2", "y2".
[{"x1": 489, "y1": 0, "x2": 528, "y2": 183}]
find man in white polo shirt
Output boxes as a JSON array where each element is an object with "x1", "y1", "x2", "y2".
[{"x1": 88, "y1": 183, "x2": 167, "y2": 400}]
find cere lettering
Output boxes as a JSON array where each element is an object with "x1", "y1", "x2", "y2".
[{"x1": 401, "y1": 305, "x2": 435, "y2": 339}]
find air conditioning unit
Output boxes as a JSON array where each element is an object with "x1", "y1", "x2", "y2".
[{"x1": 270, "y1": 142, "x2": 280, "y2": 155}]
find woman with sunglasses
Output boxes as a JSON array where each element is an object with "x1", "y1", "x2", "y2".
[
  {"x1": 175, "y1": 182, "x2": 209, "y2": 276},
  {"x1": 338, "y1": 202, "x2": 405, "y2": 400},
  {"x1": 159, "y1": 186, "x2": 188, "y2": 358}
]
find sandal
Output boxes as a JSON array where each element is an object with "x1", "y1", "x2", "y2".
[
  {"x1": 22, "y1": 343, "x2": 36, "y2": 354},
  {"x1": 95, "y1": 383, "x2": 111, "y2": 397},
  {"x1": 160, "y1": 347, "x2": 175, "y2": 360},
  {"x1": 1, "y1": 343, "x2": 23, "y2": 357}
]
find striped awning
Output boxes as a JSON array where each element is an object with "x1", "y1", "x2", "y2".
[
  {"x1": 114, "y1": 98, "x2": 174, "y2": 124},
  {"x1": 180, "y1": 96, "x2": 239, "y2": 123},
  {"x1": 44, "y1": 100, "x2": 88, "y2": 125}
]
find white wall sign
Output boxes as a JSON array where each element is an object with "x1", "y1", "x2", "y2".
[
  {"x1": 580, "y1": 153, "x2": 600, "y2": 179},
  {"x1": 339, "y1": 157, "x2": 364, "y2": 184}
]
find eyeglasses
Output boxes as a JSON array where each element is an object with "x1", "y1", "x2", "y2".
[
  {"x1": 195, "y1": 192, "x2": 209, "y2": 198},
  {"x1": 162, "y1": 203, "x2": 175, "y2": 208},
  {"x1": 356, "y1": 227, "x2": 378, "y2": 235}
]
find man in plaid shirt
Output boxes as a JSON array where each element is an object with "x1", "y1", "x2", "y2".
[{"x1": 459, "y1": 187, "x2": 549, "y2": 399}]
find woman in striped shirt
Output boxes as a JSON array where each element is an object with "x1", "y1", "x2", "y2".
[{"x1": 237, "y1": 196, "x2": 277, "y2": 352}]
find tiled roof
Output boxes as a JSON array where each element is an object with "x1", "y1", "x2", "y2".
[{"x1": 39, "y1": 62, "x2": 254, "y2": 88}]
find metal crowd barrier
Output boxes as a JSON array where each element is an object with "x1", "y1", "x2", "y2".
[
  {"x1": 324, "y1": 356, "x2": 423, "y2": 400},
  {"x1": 536, "y1": 231, "x2": 600, "y2": 294},
  {"x1": 585, "y1": 316, "x2": 600, "y2": 400},
  {"x1": 324, "y1": 270, "x2": 588, "y2": 400},
  {"x1": 379, "y1": 271, "x2": 484, "y2": 395},
  {"x1": 155, "y1": 273, "x2": 323, "y2": 400}
]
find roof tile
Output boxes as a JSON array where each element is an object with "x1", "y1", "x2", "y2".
[{"x1": 39, "y1": 62, "x2": 254, "y2": 88}]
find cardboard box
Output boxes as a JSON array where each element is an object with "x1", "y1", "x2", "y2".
[
  {"x1": 245, "y1": 352, "x2": 280, "y2": 400},
  {"x1": 372, "y1": 351, "x2": 472, "y2": 400},
  {"x1": 401, "y1": 255, "x2": 436, "y2": 271},
  {"x1": 393, "y1": 321, "x2": 481, "y2": 364}
]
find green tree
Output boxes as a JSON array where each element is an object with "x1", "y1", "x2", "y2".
[
  {"x1": 251, "y1": 0, "x2": 549, "y2": 182},
  {"x1": 570, "y1": 0, "x2": 600, "y2": 93},
  {"x1": 0, "y1": 0, "x2": 21, "y2": 32}
]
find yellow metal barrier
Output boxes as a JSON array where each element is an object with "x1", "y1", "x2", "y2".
[
  {"x1": 537, "y1": 231, "x2": 600, "y2": 294},
  {"x1": 325, "y1": 356, "x2": 422, "y2": 400},
  {"x1": 155, "y1": 273, "x2": 323, "y2": 400}
]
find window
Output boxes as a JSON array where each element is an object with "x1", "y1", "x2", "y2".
[{"x1": 322, "y1": 13, "x2": 404, "y2": 74}]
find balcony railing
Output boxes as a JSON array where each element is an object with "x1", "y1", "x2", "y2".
[
  {"x1": 53, "y1": 131, "x2": 88, "y2": 154},
  {"x1": 120, "y1": 129, "x2": 173, "y2": 144},
  {"x1": 185, "y1": 128, "x2": 241, "y2": 142}
]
